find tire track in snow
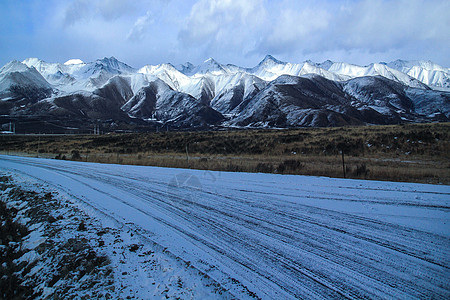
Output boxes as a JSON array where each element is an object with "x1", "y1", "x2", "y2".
[
  {"x1": 1, "y1": 156, "x2": 449, "y2": 299},
  {"x1": 33, "y1": 161, "x2": 450, "y2": 297}
]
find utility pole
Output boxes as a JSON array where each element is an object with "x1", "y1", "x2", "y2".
[
  {"x1": 341, "y1": 150, "x2": 346, "y2": 178},
  {"x1": 185, "y1": 143, "x2": 189, "y2": 166},
  {"x1": 37, "y1": 135, "x2": 41, "y2": 158}
]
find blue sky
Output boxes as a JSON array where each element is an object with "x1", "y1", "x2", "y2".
[{"x1": 0, "y1": 0, "x2": 448, "y2": 68}]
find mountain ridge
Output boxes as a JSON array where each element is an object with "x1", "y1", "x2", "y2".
[{"x1": 0, "y1": 55, "x2": 449, "y2": 133}]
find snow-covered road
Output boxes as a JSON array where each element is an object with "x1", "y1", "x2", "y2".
[{"x1": 1, "y1": 155, "x2": 449, "y2": 299}]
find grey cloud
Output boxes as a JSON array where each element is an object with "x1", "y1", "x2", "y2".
[
  {"x1": 127, "y1": 11, "x2": 154, "y2": 42},
  {"x1": 252, "y1": 0, "x2": 450, "y2": 64},
  {"x1": 178, "y1": 0, "x2": 266, "y2": 50},
  {"x1": 6, "y1": 0, "x2": 448, "y2": 70},
  {"x1": 97, "y1": 0, "x2": 139, "y2": 20},
  {"x1": 63, "y1": 0, "x2": 142, "y2": 26},
  {"x1": 64, "y1": 0, "x2": 91, "y2": 26}
]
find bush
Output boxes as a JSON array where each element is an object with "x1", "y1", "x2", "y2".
[
  {"x1": 354, "y1": 163, "x2": 369, "y2": 177},
  {"x1": 256, "y1": 162, "x2": 274, "y2": 173},
  {"x1": 277, "y1": 159, "x2": 304, "y2": 173},
  {"x1": 71, "y1": 150, "x2": 81, "y2": 160}
]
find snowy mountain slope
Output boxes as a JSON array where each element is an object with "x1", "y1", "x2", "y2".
[
  {"x1": 138, "y1": 63, "x2": 191, "y2": 91},
  {"x1": 315, "y1": 59, "x2": 334, "y2": 70},
  {"x1": 247, "y1": 55, "x2": 346, "y2": 82},
  {"x1": 20, "y1": 55, "x2": 446, "y2": 94},
  {"x1": 386, "y1": 60, "x2": 450, "y2": 90},
  {"x1": 1, "y1": 56, "x2": 449, "y2": 130},
  {"x1": 126, "y1": 73, "x2": 152, "y2": 94},
  {"x1": 23, "y1": 57, "x2": 84, "y2": 75},
  {"x1": 228, "y1": 75, "x2": 384, "y2": 127},
  {"x1": 177, "y1": 55, "x2": 345, "y2": 83},
  {"x1": 184, "y1": 58, "x2": 229, "y2": 76},
  {"x1": 175, "y1": 61, "x2": 195, "y2": 74},
  {"x1": 139, "y1": 63, "x2": 265, "y2": 109},
  {"x1": 344, "y1": 76, "x2": 450, "y2": 122},
  {"x1": 49, "y1": 92, "x2": 129, "y2": 121},
  {"x1": 299, "y1": 61, "x2": 346, "y2": 82},
  {"x1": 387, "y1": 59, "x2": 448, "y2": 72},
  {"x1": 23, "y1": 57, "x2": 71, "y2": 75},
  {"x1": 25, "y1": 75, "x2": 136, "y2": 121},
  {"x1": 122, "y1": 78, "x2": 223, "y2": 127},
  {"x1": 248, "y1": 55, "x2": 298, "y2": 80},
  {"x1": 94, "y1": 75, "x2": 134, "y2": 107},
  {"x1": 67, "y1": 57, "x2": 136, "y2": 92},
  {"x1": 248, "y1": 56, "x2": 442, "y2": 90},
  {"x1": 138, "y1": 63, "x2": 218, "y2": 105},
  {"x1": 406, "y1": 88, "x2": 450, "y2": 119},
  {"x1": 22, "y1": 73, "x2": 224, "y2": 128},
  {"x1": 0, "y1": 61, "x2": 52, "y2": 92},
  {"x1": 343, "y1": 76, "x2": 413, "y2": 119},
  {"x1": 210, "y1": 72, "x2": 266, "y2": 114},
  {"x1": 327, "y1": 62, "x2": 429, "y2": 89},
  {"x1": 23, "y1": 57, "x2": 135, "y2": 93},
  {"x1": 74, "y1": 57, "x2": 135, "y2": 79},
  {"x1": 0, "y1": 61, "x2": 53, "y2": 103},
  {"x1": 23, "y1": 57, "x2": 84, "y2": 90}
]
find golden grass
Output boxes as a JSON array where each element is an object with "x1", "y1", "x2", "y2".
[{"x1": 1, "y1": 122, "x2": 449, "y2": 184}]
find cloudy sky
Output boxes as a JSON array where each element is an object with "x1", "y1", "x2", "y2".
[{"x1": 0, "y1": 0, "x2": 448, "y2": 68}]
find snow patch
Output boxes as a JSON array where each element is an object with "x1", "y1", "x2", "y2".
[{"x1": 64, "y1": 59, "x2": 84, "y2": 65}]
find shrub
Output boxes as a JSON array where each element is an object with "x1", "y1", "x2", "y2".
[
  {"x1": 277, "y1": 159, "x2": 304, "y2": 173},
  {"x1": 355, "y1": 163, "x2": 369, "y2": 177},
  {"x1": 71, "y1": 150, "x2": 81, "y2": 160},
  {"x1": 256, "y1": 162, "x2": 274, "y2": 173}
]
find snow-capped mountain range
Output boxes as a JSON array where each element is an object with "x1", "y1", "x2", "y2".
[{"x1": 0, "y1": 55, "x2": 449, "y2": 132}]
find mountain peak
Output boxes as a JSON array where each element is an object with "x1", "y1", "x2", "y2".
[
  {"x1": 98, "y1": 56, "x2": 119, "y2": 63},
  {"x1": 204, "y1": 57, "x2": 217, "y2": 64},
  {"x1": 175, "y1": 62, "x2": 195, "y2": 74},
  {"x1": 260, "y1": 55, "x2": 284, "y2": 65},
  {"x1": 160, "y1": 62, "x2": 177, "y2": 69},
  {"x1": 138, "y1": 63, "x2": 178, "y2": 75},
  {"x1": 1, "y1": 60, "x2": 31, "y2": 73},
  {"x1": 23, "y1": 57, "x2": 44, "y2": 65},
  {"x1": 317, "y1": 60, "x2": 334, "y2": 70},
  {"x1": 64, "y1": 58, "x2": 84, "y2": 65},
  {"x1": 201, "y1": 58, "x2": 223, "y2": 68},
  {"x1": 187, "y1": 58, "x2": 226, "y2": 75},
  {"x1": 93, "y1": 56, "x2": 135, "y2": 74}
]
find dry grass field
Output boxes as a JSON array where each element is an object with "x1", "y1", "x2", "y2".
[{"x1": 1, "y1": 123, "x2": 449, "y2": 184}]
